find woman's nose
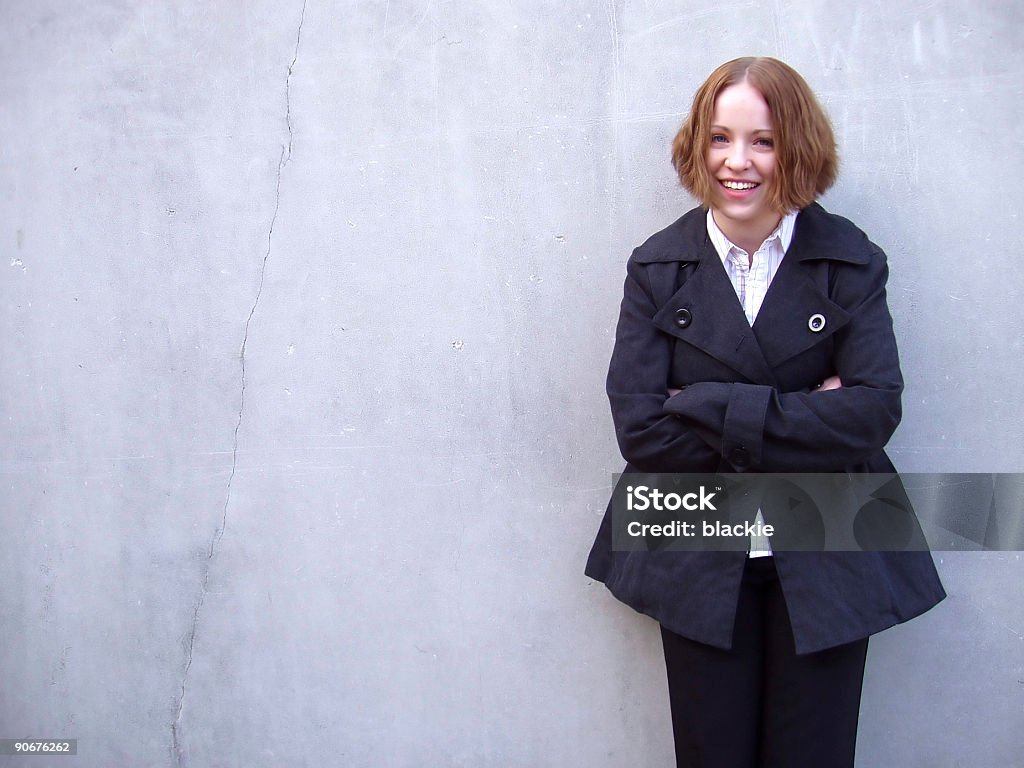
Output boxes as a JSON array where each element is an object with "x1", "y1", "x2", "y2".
[{"x1": 725, "y1": 144, "x2": 750, "y2": 170}]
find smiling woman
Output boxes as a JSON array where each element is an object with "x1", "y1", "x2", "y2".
[{"x1": 585, "y1": 57, "x2": 945, "y2": 768}]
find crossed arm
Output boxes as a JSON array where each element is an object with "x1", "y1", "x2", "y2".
[{"x1": 670, "y1": 377, "x2": 842, "y2": 398}]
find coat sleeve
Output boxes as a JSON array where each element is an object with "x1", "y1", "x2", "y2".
[
  {"x1": 606, "y1": 253, "x2": 720, "y2": 471},
  {"x1": 663, "y1": 246, "x2": 903, "y2": 471}
]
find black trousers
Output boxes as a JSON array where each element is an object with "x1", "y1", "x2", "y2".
[{"x1": 660, "y1": 556, "x2": 869, "y2": 768}]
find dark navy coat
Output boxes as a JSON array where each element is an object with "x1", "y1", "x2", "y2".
[{"x1": 585, "y1": 203, "x2": 945, "y2": 654}]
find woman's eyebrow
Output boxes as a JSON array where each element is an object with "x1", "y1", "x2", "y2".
[{"x1": 709, "y1": 124, "x2": 773, "y2": 133}]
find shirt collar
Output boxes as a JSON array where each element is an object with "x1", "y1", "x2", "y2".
[{"x1": 706, "y1": 209, "x2": 799, "y2": 263}]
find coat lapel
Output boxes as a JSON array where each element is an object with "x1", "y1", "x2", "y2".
[
  {"x1": 752, "y1": 207, "x2": 859, "y2": 368},
  {"x1": 651, "y1": 245, "x2": 778, "y2": 386}
]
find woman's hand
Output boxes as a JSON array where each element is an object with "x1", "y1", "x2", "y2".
[{"x1": 814, "y1": 375, "x2": 842, "y2": 392}]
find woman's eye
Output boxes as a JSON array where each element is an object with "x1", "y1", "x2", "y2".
[
  {"x1": 711, "y1": 134, "x2": 728, "y2": 144},
  {"x1": 755, "y1": 137, "x2": 774, "y2": 148}
]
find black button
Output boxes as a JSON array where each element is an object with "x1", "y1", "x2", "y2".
[
  {"x1": 729, "y1": 447, "x2": 751, "y2": 468},
  {"x1": 675, "y1": 308, "x2": 692, "y2": 328}
]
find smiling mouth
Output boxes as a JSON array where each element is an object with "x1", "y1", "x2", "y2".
[{"x1": 720, "y1": 180, "x2": 759, "y2": 191}]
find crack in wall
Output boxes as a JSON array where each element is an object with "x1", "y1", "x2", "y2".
[
  {"x1": 285, "y1": 0, "x2": 306, "y2": 163},
  {"x1": 170, "y1": 2, "x2": 307, "y2": 765}
]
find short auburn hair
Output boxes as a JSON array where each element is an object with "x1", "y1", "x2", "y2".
[{"x1": 672, "y1": 57, "x2": 837, "y2": 212}]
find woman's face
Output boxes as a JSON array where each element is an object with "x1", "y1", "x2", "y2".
[{"x1": 705, "y1": 80, "x2": 779, "y2": 247}]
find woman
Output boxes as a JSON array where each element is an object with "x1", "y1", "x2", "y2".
[{"x1": 585, "y1": 57, "x2": 945, "y2": 768}]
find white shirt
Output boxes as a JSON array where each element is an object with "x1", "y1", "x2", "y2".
[
  {"x1": 707, "y1": 209, "x2": 797, "y2": 325},
  {"x1": 705, "y1": 209, "x2": 799, "y2": 557}
]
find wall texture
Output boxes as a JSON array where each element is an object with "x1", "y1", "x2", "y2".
[{"x1": 2, "y1": 1, "x2": 1022, "y2": 766}]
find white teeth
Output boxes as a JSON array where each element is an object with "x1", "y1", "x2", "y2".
[{"x1": 722, "y1": 180, "x2": 758, "y2": 190}]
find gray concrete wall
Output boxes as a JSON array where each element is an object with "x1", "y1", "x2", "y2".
[{"x1": 2, "y1": 1, "x2": 1021, "y2": 766}]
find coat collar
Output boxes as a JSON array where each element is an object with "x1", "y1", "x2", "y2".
[
  {"x1": 641, "y1": 203, "x2": 861, "y2": 384},
  {"x1": 632, "y1": 202, "x2": 873, "y2": 266}
]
